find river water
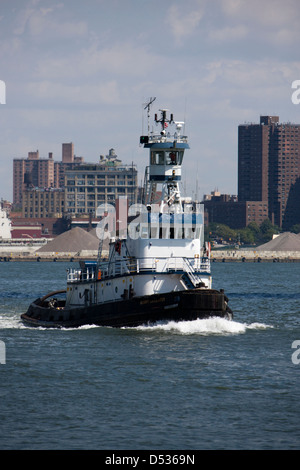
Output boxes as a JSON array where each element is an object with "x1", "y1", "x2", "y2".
[{"x1": 0, "y1": 261, "x2": 299, "y2": 450}]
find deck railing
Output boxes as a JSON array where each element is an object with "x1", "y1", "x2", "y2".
[{"x1": 67, "y1": 256, "x2": 210, "y2": 283}]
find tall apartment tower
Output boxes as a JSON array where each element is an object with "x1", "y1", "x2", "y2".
[{"x1": 238, "y1": 116, "x2": 300, "y2": 229}]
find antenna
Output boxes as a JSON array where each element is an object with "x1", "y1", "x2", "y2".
[
  {"x1": 184, "y1": 97, "x2": 187, "y2": 135},
  {"x1": 144, "y1": 97, "x2": 156, "y2": 136},
  {"x1": 155, "y1": 109, "x2": 174, "y2": 134}
]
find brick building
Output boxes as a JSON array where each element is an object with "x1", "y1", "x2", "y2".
[
  {"x1": 238, "y1": 116, "x2": 300, "y2": 229},
  {"x1": 202, "y1": 192, "x2": 268, "y2": 229},
  {"x1": 22, "y1": 188, "x2": 65, "y2": 218},
  {"x1": 13, "y1": 143, "x2": 83, "y2": 207}
]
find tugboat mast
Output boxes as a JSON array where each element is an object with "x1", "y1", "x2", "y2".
[{"x1": 140, "y1": 107, "x2": 189, "y2": 214}]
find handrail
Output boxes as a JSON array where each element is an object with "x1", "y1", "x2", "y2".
[
  {"x1": 67, "y1": 256, "x2": 210, "y2": 283},
  {"x1": 182, "y1": 258, "x2": 200, "y2": 287}
]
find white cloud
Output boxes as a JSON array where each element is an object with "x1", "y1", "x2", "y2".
[
  {"x1": 221, "y1": 0, "x2": 299, "y2": 25},
  {"x1": 219, "y1": 0, "x2": 300, "y2": 51},
  {"x1": 202, "y1": 58, "x2": 300, "y2": 88},
  {"x1": 13, "y1": 0, "x2": 39, "y2": 35},
  {"x1": 26, "y1": 80, "x2": 120, "y2": 106},
  {"x1": 166, "y1": 1, "x2": 205, "y2": 45},
  {"x1": 13, "y1": 0, "x2": 87, "y2": 38},
  {"x1": 35, "y1": 41, "x2": 162, "y2": 81},
  {"x1": 220, "y1": 0, "x2": 300, "y2": 44},
  {"x1": 208, "y1": 25, "x2": 248, "y2": 43}
]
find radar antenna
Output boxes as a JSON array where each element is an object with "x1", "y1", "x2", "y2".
[{"x1": 155, "y1": 109, "x2": 174, "y2": 134}]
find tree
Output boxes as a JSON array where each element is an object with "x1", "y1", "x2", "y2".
[
  {"x1": 205, "y1": 219, "x2": 279, "y2": 246},
  {"x1": 247, "y1": 221, "x2": 260, "y2": 235},
  {"x1": 290, "y1": 224, "x2": 300, "y2": 234},
  {"x1": 207, "y1": 223, "x2": 237, "y2": 242},
  {"x1": 259, "y1": 219, "x2": 279, "y2": 243},
  {"x1": 239, "y1": 228, "x2": 255, "y2": 245}
]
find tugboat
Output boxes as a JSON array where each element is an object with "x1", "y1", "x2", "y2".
[{"x1": 21, "y1": 103, "x2": 232, "y2": 328}]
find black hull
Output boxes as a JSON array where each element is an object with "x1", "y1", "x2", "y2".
[{"x1": 21, "y1": 288, "x2": 233, "y2": 329}]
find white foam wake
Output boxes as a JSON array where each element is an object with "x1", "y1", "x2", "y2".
[
  {"x1": 134, "y1": 317, "x2": 272, "y2": 336},
  {"x1": 0, "y1": 314, "x2": 27, "y2": 329},
  {"x1": 0, "y1": 314, "x2": 101, "y2": 330},
  {"x1": 0, "y1": 313, "x2": 272, "y2": 336}
]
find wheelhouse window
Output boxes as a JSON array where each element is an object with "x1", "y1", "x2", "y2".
[
  {"x1": 151, "y1": 151, "x2": 164, "y2": 165},
  {"x1": 151, "y1": 150, "x2": 184, "y2": 165}
]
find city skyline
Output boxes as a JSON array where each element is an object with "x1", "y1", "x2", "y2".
[{"x1": 1, "y1": 0, "x2": 300, "y2": 202}]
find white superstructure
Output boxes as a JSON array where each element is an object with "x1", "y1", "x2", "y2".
[{"x1": 0, "y1": 207, "x2": 11, "y2": 239}]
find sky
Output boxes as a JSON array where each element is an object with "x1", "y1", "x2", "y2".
[{"x1": 1, "y1": 0, "x2": 300, "y2": 203}]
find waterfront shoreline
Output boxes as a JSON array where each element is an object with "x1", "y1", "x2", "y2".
[
  {"x1": 0, "y1": 253, "x2": 99, "y2": 262},
  {"x1": 211, "y1": 249, "x2": 300, "y2": 262},
  {"x1": 0, "y1": 249, "x2": 300, "y2": 262}
]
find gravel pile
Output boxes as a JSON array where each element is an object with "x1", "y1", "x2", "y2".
[
  {"x1": 257, "y1": 232, "x2": 300, "y2": 251},
  {"x1": 88, "y1": 228, "x2": 110, "y2": 251},
  {"x1": 37, "y1": 227, "x2": 100, "y2": 253}
]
